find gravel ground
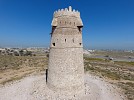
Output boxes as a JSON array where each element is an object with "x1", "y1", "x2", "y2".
[{"x1": 0, "y1": 73, "x2": 126, "y2": 100}]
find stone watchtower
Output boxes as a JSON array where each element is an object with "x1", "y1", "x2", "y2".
[{"x1": 47, "y1": 6, "x2": 84, "y2": 96}]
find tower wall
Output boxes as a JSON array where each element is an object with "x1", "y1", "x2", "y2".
[{"x1": 47, "y1": 6, "x2": 84, "y2": 95}]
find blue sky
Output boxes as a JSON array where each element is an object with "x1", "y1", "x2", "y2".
[{"x1": 0, "y1": 0, "x2": 134, "y2": 50}]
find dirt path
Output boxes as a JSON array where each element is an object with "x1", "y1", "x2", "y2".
[{"x1": 0, "y1": 73, "x2": 126, "y2": 100}]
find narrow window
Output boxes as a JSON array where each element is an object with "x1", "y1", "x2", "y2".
[
  {"x1": 77, "y1": 26, "x2": 83, "y2": 32},
  {"x1": 65, "y1": 21, "x2": 66, "y2": 24},
  {"x1": 79, "y1": 43, "x2": 82, "y2": 45},
  {"x1": 65, "y1": 39, "x2": 66, "y2": 42},
  {"x1": 72, "y1": 38, "x2": 74, "y2": 43},
  {"x1": 70, "y1": 22, "x2": 71, "y2": 25},
  {"x1": 52, "y1": 43, "x2": 55, "y2": 46},
  {"x1": 60, "y1": 21, "x2": 61, "y2": 24},
  {"x1": 74, "y1": 22, "x2": 75, "y2": 26}
]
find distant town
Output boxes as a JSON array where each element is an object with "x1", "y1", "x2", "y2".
[
  {"x1": 0, "y1": 47, "x2": 49, "y2": 56},
  {"x1": 0, "y1": 47, "x2": 134, "y2": 61}
]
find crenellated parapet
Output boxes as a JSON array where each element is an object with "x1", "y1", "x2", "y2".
[
  {"x1": 52, "y1": 6, "x2": 83, "y2": 27},
  {"x1": 53, "y1": 6, "x2": 80, "y2": 18}
]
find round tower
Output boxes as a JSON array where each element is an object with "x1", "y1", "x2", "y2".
[{"x1": 47, "y1": 6, "x2": 84, "y2": 95}]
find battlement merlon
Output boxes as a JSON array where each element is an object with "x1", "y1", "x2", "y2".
[
  {"x1": 51, "y1": 6, "x2": 83, "y2": 27},
  {"x1": 53, "y1": 6, "x2": 81, "y2": 18}
]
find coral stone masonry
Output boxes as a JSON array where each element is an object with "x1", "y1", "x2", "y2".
[{"x1": 47, "y1": 6, "x2": 84, "y2": 96}]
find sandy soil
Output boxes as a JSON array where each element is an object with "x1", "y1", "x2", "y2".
[{"x1": 0, "y1": 73, "x2": 126, "y2": 100}]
